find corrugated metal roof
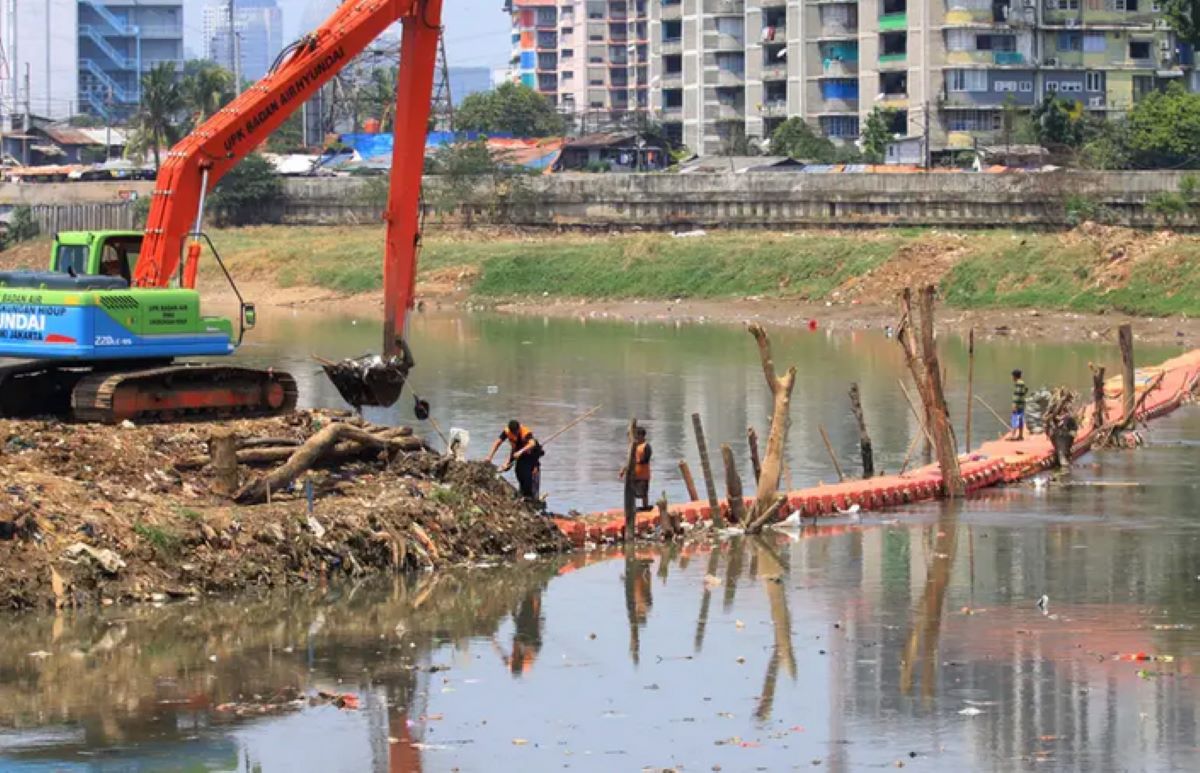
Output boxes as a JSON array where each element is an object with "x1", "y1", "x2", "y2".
[{"x1": 40, "y1": 124, "x2": 127, "y2": 146}]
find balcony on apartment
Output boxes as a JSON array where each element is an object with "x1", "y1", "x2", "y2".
[
  {"x1": 706, "y1": 16, "x2": 746, "y2": 51},
  {"x1": 878, "y1": 32, "x2": 907, "y2": 66},
  {"x1": 661, "y1": 20, "x2": 683, "y2": 55},
  {"x1": 879, "y1": 70, "x2": 908, "y2": 107},
  {"x1": 534, "y1": 8, "x2": 557, "y2": 28},
  {"x1": 762, "y1": 54, "x2": 788, "y2": 81},
  {"x1": 662, "y1": 88, "x2": 684, "y2": 121},
  {"x1": 879, "y1": 0, "x2": 907, "y2": 31},
  {"x1": 943, "y1": 0, "x2": 1013, "y2": 26},
  {"x1": 819, "y1": 77, "x2": 859, "y2": 111},
  {"x1": 661, "y1": 0, "x2": 682, "y2": 21},
  {"x1": 609, "y1": 1, "x2": 628, "y2": 21},
  {"x1": 536, "y1": 30, "x2": 557, "y2": 50},
  {"x1": 537, "y1": 52, "x2": 558, "y2": 71},
  {"x1": 818, "y1": 4, "x2": 857, "y2": 38},
  {"x1": 761, "y1": 82, "x2": 788, "y2": 116},
  {"x1": 1042, "y1": 0, "x2": 1157, "y2": 28},
  {"x1": 945, "y1": 29, "x2": 1027, "y2": 66},
  {"x1": 703, "y1": 0, "x2": 745, "y2": 15},
  {"x1": 817, "y1": 41, "x2": 859, "y2": 76},
  {"x1": 713, "y1": 87, "x2": 746, "y2": 121},
  {"x1": 662, "y1": 54, "x2": 683, "y2": 88},
  {"x1": 712, "y1": 52, "x2": 747, "y2": 85}
]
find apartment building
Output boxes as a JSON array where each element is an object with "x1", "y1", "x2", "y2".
[
  {"x1": 650, "y1": 0, "x2": 1188, "y2": 156},
  {"x1": 77, "y1": 1, "x2": 186, "y2": 120},
  {"x1": 505, "y1": 0, "x2": 650, "y2": 118},
  {"x1": 0, "y1": 0, "x2": 79, "y2": 125}
]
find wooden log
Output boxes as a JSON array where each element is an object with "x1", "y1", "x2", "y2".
[
  {"x1": 745, "y1": 324, "x2": 797, "y2": 534},
  {"x1": 817, "y1": 424, "x2": 846, "y2": 482},
  {"x1": 897, "y1": 286, "x2": 964, "y2": 498},
  {"x1": 176, "y1": 435, "x2": 425, "y2": 470},
  {"x1": 720, "y1": 444, "x2": 745, "y2": 523},
  {"x1": 657, "y1": 492, "x2": 679, "y2": 539},
  {"x1": 209, "y1": 429, "x2": 238, "y2": 497},
  {"x1": 238, "y1": 437, "x2": 302, "y2": 449},
  {"x1": 235, "y1": 424, "x2": 416, "y2": 504},
  {"x1": 678, "y1": 460, "x2": 700, "y2": 502},
  {"x1": 691, "y1": 412, "x2": 724, "y2": 527},
  {"x1": 623, "y1": 419, "x2": 640, "y2": 541},
  {"x1": 1090, "y1": 363, "x2": 1106, "y2": 432},
  {"x1": 965, "y1": 328, "x2": 975, "y2": 452},
  {"x1": 747, "y1": 427, "x2": 763, "y2": 485},
  {"x1": 847, "y1": 383, "x2": 874, "y2": 478},
  {"x1": 899, "y1": 379, "x2": 936, "y2": 447},
  {"x1": 1119, "y1": 323, "x2": 1135, "y2": 421}
]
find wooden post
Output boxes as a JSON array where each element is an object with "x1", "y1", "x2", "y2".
[
  {"x1": 1118, "y1": 323, "x2": 1135, "y2": 420},
  {"x1": 209, "y1": 429, "x2": 239, "y2": 497},
  {"x1": 691, "y1": 413, "x2": 724, "y2": 527},
  {"x1": 896, "y1": 286, "x2": 964, "y2": 498},
  {"x1": 747, "y1": 427, "x2": 763, "y2": 485},
  {"x1": 964, "y1": 328, "x2": 975, "y2": 452},
  {"x1": 720, "y1": 444, "x2": 745, "y2": 523},
  {"x1": 1089, "y1": 362, "x2": 1106, "y2": 431},
  {"x1": 623, "y1": 419, "x2": 639, "y2": 541},
  {"x1": 847, "y1": 383, "x2": 874, "y2": 478},
  {"x1": 745, "y1": 324, "x2": 797, "y2": 533},
  {"x1": 657, "y1": 492, "x2": 678, "y2": 539},
  {"x1": 817, "y1": 424, "x2": 846, "y2": 482},
  {"x1": 678, "y1": 459, "x2": 700, "y2": 502}
]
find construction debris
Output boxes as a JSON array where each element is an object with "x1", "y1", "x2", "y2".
[{"x1": 0, "y1": 410, "x2": 568, "y2": 610}]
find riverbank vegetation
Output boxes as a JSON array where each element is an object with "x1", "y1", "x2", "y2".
[{"x1": 4, "y1": 224, "x2": 1200, "y2": 317}]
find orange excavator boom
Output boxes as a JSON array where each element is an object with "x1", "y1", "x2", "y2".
[{"x1": 137, "y1": 0, "x2": 443, "y2": 357}]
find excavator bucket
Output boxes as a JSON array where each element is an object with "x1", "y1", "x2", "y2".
[{"x1": 321, "y1": 354, "x2": 411, "y2": 409}]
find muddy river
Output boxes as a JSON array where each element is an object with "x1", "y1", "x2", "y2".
[{"x1": 1, "y1": 310, "x2": 1198, "y2": 771}]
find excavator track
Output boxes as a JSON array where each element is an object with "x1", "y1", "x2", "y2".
[{"x1": 70, "y1": 364, "x2": 299, "y2": 424}]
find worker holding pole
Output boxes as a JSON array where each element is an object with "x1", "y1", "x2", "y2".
[{"x1": 487, "y1": 420, "x2": 544, "y2": 501}]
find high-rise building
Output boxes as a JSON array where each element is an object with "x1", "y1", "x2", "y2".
[
  {"x1": 0, "y1": 0, "x2": 79, "y2": 126},
  {"x1": 650, "y1": 1, "x2": 1191, "y2": 156},
  {"x1": 76, "y1": 0, "x2": 185, "y2": 120},
  {"x1": 504, "y1": 0, "x2": 651, "y2": 122},
  {"x1": 448, "y1": 66, "x2": 493, "y2": 106},
  {"x1": 203, "y1": 0, "x2": 283, "y2": 84}
]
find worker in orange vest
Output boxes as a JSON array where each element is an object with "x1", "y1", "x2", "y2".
[
  {"x1": 619, "y1": 426, "x2": 653, "y2": 511},
  {"x1": 487, "y1": 420, "x2": 544, "y2": 501}
]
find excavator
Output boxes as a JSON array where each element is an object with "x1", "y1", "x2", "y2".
[{"x1": 0, "y1": 0, "x2": 443, "y2": 422}]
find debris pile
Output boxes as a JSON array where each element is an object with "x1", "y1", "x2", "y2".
[{"x1": 0, "y1": 411, "x2": 569, "y2": 610}]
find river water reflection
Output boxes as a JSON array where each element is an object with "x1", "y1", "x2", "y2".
[{"x1": 1, "y1": 311, "x2": 1198, "y2": 771}]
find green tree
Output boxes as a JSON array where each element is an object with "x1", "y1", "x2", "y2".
[
  {"x1": 1031, "y1": 96, "x2": 1085, "y2": 149},
  {"x1": 455, "y1": 82, "x2": 565, "y2": 137},
  {"x1": 4, "y1": 206, "x2": 39, "y2": 248},
  {"x1": 425, "y1": 140, "x2": 533, "y2": 227},
  {"x1": 131, "y1": 62, "x2": 185, "y2": 170},
  {"x1": 770, "y1": 118, "x2": 836, "y2": 161},
  {"x1": 356, "y1": 67, "x2": 399, "y2": 132},
  {"x1": 266, "y1": 111, "x2": 307, "y2": 152},
  {"x1": 1078, "y1": 118, "x2": 1131, "y2": 170},
  {"x1": 181, "y1": 60, "x2": 235, "y2": 129},
  {"x1": 1163, "y1": 0, "x2": 1200, "y2": 46},
  {"x1": 860, "y1": 107, "x2": 895, "y2": 163},
  {"x1": 1126, "y1": 84, "x2": 1200, "y2": 168},
  {"x1": 208, "y1": 154, "x2": 283, "y2": 226}
]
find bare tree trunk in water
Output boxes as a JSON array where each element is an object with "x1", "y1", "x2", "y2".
[{"x1": 746, "y1": 324, "x2": 797, "y2": 533}]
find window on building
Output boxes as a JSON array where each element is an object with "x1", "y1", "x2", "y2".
[
  {"x1": 1114, "y1": 0, "x2": 1139, "y2": 10},
  {"x1": 664, "y1": 88, "x2": 683, "y2": 108},
  {"x1": 664, "y1": 54, "x2": 682, "y2": 74},
  {"x1": 946, "y1": 29, "x2": 972, "y2": 52},
  {"x1": 1086, "y1": 71, "x2": 1103, "y2": 91},
  {"x1": 881, "y1": 71, "x2": 907, "y2": 95},
  {"x1": 994, "y1": 80, "x2": 1018, "y2": 92},
  {"x1": 880, "y1": 32, "x2": 907, "y2": 56},
  {"x1": 1020, "y1": 80, "x2": 1033, "y2": 91},
  {"x1": 1083, "y1": 32, "x2": 1106, "y2": 52},
  {"x1": 562, "y1": 70, "x2": 574, "y2": 81},
  {"x1": 715, "y1": 52, "x2": 745, "y2": 74},
  {"x1": 1045, "y1": 81, "x2": 1059, "y2": 91},
  {"x1": 1129, "y1": 40, "x2": 1151, "y2": 59},
  {"x1": 662, "y1": 20, "x2": 681, "y2": 42},
  {"x1": 562, "y1": 48, "x2": 574, "y2": 60},
  {"x1": 1045, "y1": 0, "x2": 1079, "y2": 8},
  {"x1": 714, "y1": 17, "x2": 744, "y2": 42},
  {"x1": 978, "y1": 34, "x2": 1016, "y2": 51},
  {"x1": 946, "y1": 110, "x2": 1002, "y2": 131},
  {"x1": 820, "y1": 116, "x2": 860, "y2": 138},
  {"x1": 1058, "y1": 33, "x2": 1082, "y2": 51},
  {"x1": 1057, "y1": 81, "x2": 1083, "y2": 92},
  {"x1": 1132, "y1": 74, "x2": 1154, "y2": 99},
  {"x1": 947, "y1": 69, "x2": 987, "y2": 92}
]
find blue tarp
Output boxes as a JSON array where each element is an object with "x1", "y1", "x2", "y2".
[{"x1": 334, "y1": 131, "x2": 515, "y2": 161}]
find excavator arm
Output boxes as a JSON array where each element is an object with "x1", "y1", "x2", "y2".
[{"x1": 137, "y1": 0, "x2": 443, "y2": 358}]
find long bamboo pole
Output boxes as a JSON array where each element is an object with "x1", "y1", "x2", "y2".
[{"x1": 964, "y1": 328, "x2": 975, "y2": 452}]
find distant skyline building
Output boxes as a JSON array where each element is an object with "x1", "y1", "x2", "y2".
[
  {"x1": 449, "y1": 66, "x2": 492, "y2": 106},
  {"x1": 203, "y1": 0, "x2": 283, "y2": 83}
]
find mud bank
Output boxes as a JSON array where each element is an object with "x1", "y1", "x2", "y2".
[{"x1": 0, "y1": 411, "x2": 569, "y2": 610}]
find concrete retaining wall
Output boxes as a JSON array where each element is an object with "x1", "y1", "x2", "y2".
[
  {"x1": 280, "y1": 171, "x2": 1199, "y2": 230},
  {"x1": 3, "y1": 172, "x2": 1195, "y2": 232}
]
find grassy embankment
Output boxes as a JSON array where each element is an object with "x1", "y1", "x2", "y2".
[{"x1": 8, "y1": 225, "x2": 1200, "y2": 316}]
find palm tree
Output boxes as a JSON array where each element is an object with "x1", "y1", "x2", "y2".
[
  {"x1": 181, "y1": 60, "x2": 234, "y2": 129},
  {"x1": 134, "y1": 62, "x2": 184, "y2": 170}
]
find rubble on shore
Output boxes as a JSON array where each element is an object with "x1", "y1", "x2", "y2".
[{"x1": 0, "y1": 411, "x2": 569, "y2": 610}]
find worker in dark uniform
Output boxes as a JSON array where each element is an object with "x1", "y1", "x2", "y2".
[
  {"x1": 487, "y1": 420, "x2": 543, "y2": 501},
  {"x1": 619, "y1": 426, "x2": 653, "y2": 511},
  {"x1": 1011, "y1": 369, "x2": 1029, "y2": 441}
]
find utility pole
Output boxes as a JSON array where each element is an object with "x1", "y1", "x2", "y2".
[
  {"x1": 922, "y1": 99, "x2": 931, "y2": 169},
  {"x1": 22, "y1": 61, "x2": 29, "y2": 165}
]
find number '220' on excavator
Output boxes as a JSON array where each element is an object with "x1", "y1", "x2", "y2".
[{"x1": 0, "y1": 0, "x2": 444, "y2": 423}]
